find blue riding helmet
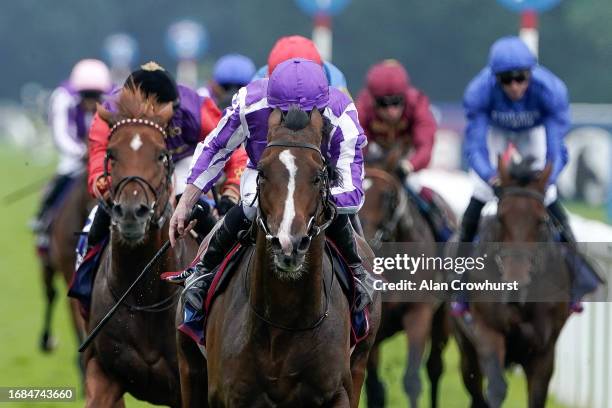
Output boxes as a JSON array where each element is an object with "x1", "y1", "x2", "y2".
[
  {"x1": 488, "y1": 36, "x2": 537, "y2": 74},
  {"x1": 213, "y1": 54, "x2": 256, "y2": 86}
]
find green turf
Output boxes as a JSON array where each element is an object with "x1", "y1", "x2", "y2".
[
  {"x1": 564, "y1": 200, "x2": 608, "y2": 223},
  {"x1": 0, "y1": 144, "x2": 571, "y2": 407}
]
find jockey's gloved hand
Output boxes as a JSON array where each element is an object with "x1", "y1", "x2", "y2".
[
  {"x1": 217, "y1": 195, "x2": 236, "y2": 216},
  {"x1": 396, "y1": 158, "x2": 413, "y2": 180},
  {"x1": 489, "y1": 176, "x2": 502, "y2": 198}
]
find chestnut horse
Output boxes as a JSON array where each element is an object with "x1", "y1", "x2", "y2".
[
  {"x1": 178, "y1": 107, "x2": 381, "y2": 407},
  {"x1": 452, "y1": 157, "x2": 570, "y2": 408},
  {"x1": 84, "y1": 88, "x2": 198, "y2": 407},
  {"x1": 360, "y1": 166, "x2": 450, "y2": 408}
]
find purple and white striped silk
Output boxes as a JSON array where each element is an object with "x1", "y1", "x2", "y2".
[{"x1": 186, "y1": 78, "x2": 367, "y2": 214}]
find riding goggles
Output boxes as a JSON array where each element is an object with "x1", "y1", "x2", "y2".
[
  {"x1": 375, "y1": 94, "x2": 405, "y2": 108},
  {"x1": 497, "y1": 70, "x2": 529, "y2": 85}
]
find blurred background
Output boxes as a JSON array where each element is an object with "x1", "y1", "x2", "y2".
[{"x1": 1, "y1": 0, "x2": 611, "y2": 407}]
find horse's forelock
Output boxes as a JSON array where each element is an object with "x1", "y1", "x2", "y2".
[
  {"x1": 116, "y1": 86, "x2": 167, "y2": 122},
  {"x1": 283, "y1": 106, "x2": 310, "y2": 131},
  {"x1": 508, "y1": 156, "x2": 540, "y2": 186}
]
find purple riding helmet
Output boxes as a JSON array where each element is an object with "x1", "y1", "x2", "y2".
[{"x1": 266, "y1": 58, "x2": 329, "y2": 111}]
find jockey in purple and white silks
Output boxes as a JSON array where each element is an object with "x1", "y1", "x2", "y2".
[
  {"x1": 169, "y1": 58, "x2": 374, "y2": 313},
  {"x1": 33, "y1": 59, "x2": 112, "y2": 235},
  {"x1": 453, "y1": 36, "x2": 602, "y2": 316}
]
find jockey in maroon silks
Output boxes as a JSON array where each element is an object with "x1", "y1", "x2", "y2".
[{"x1": 356, "y1": 59, "x2": 453, "y2": 241}]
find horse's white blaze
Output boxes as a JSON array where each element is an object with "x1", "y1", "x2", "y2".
[
  {"x1": 278, "y1": 150, "x2": 297, "y2": 254},
  {"x1": 130, "y1": 134, "x2": 143, "y2": 151}
]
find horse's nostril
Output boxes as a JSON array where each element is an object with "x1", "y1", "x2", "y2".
[
  {"x1": 271, "y1": 237, "x2": 282, "y2": 251},
  {"x1": 112, "y1": 204, "x2": 124, "y2": 218},
  {"x1": 297, "y1": 236, "x2": 311, "y2": 253},
  {"x1": 135, "y1": 204, "x2": 150, "y2": 218}
]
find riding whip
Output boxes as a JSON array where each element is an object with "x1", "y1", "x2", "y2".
[
  {"x1": 78, "y1": 206, "x2": 200, "y2": 352},
  {"x1": 78, "y1": 240, "x2": 171, "y2": 352}
]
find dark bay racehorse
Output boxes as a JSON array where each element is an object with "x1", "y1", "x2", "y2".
[
  {"x1": 38, "y1": 172, "x2": 92, "y2": 362},
  {"x1": 453, "y1": 157, "x2": 571, "y2": 408},
  {"x1": 85, "y1": 88, "x2": 198, "y2": 407},
  {"x1": 178, "y1": 108, "x2": 381, "y2": 407},
  {"x1": 360, "y1": 166, "x2": 450, "y2": 408}
]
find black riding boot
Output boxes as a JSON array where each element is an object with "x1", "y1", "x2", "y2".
[
  {"x1": 182, "y1": 205, "x2": 251, "y2": 311},
  {"x1": 32, "y1": 174, "x2": 73, "y2": 231},
  {"x1": 459, "y1": 197, "x2": 485, "y2": 243},
  {"x1": 327, "y1": 214, "x2": 374, "y2": 312},
  {"x1": 88, "y1": 206, "x2": 111, "y2": 247},
  {"x1": 452, "y1": 197, "x2": 485, "y2": 317},
  {"x1": 547, "y1": 199, "x2": 576, "y2": 242},
  {"x1": 547, "y1": 199, "x2": 603, "y2": 308}
]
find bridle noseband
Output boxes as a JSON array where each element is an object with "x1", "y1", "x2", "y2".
[{"x1": 100, "y1": 118, "x2": 174, "y2": 228}]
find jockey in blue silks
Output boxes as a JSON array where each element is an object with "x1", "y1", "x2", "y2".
[
  {"x1": 198, "y1": 53, "x2": 256, "y2": 110},
  {"x1": 452, "y1": 36, "x2": 602, "y2": 316}
]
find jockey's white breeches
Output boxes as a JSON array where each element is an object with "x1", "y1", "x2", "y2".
[
  {"x1": 240, "y1": 167, "x2": 259, "y2": 221},
  {"x1": 173, "y1": 156, "x2": 193, "y2": 196},
  {"x1": 470, "y1": 126, "x2": 557, "y2": 205}
]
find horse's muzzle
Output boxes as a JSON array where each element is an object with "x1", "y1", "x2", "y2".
[{"x1": 112, "y1": 202, "x2": 153, "y2": 243}]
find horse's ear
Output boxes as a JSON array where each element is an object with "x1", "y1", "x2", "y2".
[
  {"x1": 309, "y1": 108, "x2": 323, "y2": 134},
  {"x1": 498, "y1": 154, "x2": 511, "y2": 186},
  {"x1": 537, "y1": 162, "x2": 553, "y2": 192},
  {"x1": 97, "y1": 103, "x2": 116, "y2": 126},
  {"x1": 156, "y1": 102, "x2": 174, "y2": 125},
  {"x1": 268, "y1": 108, "x2": 282, "y2": 129}
]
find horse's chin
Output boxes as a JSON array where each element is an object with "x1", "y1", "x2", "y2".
[
  {"x1": 273, "y1": 254, "x2": 305, "y2": 281},
  {"x1": 115, "y1": 222, "x2": 148, "y2": 246}
]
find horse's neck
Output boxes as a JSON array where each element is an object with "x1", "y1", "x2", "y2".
[
  {"x1": 249, "y1": 231, "x2": 327, "y2": 329},
  {"x1": 108, "y1": 226, "x2": 174, "y2": 298}
]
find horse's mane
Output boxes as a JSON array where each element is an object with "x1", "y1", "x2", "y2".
[
  {"x1": 281, "y1": 106, "x2": 342, "y2": 188},
  {"x1": 508, "y1": 156, "x2": 540, "y2": 186},
  {"x1": 115, "y1": 85, "x2": 168, "y2": 122}
]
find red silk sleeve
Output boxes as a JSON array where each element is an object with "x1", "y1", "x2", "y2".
[
  {"x1": 407, "y1": 93, "x2": 436, "y2": 171},
  {"x1": 221, "y1": 147, "x2": 247, "y2": 196},
  {"x1": 199, "y1": 97, "x2": 222, "y2": 141},
  {"x1": 87, "y1": 113, "x2": 111, "y2": 196}
]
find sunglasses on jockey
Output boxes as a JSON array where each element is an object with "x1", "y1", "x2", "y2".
[
  {"x1": 375, "y1": 94, "x2": 405, "y2": 108},
  {"x1": 497, "y1": 70, "x2": 530, "y2": 86}
]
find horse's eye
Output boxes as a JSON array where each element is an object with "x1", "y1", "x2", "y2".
[
  {"x1": 313, "y1": 175, "x2": 321, "y2": 185},
  {"x1": 258, "y1": 171, "x2": 267, "y2": 181},
  {"x1": 158, "y1": 153, "x2": 167, "y2": 163}
]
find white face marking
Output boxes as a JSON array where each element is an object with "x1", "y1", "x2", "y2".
[
  {"x1": 132, "y1": 190, "x2": 138, "y2": 196},
  {"x1": 130, "y1": 134, "x2": 143, "y2": 151},
  {"x1": 278, "y1": 150, "x2": 297, "y2": 255}
]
